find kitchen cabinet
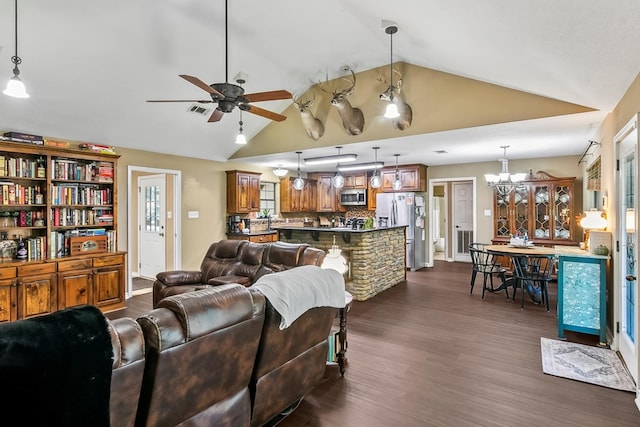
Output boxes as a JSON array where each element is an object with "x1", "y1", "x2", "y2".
[
  {"x1": 343, "y1": 172, "x2": 367, "y2": 189},
  {"x1": 226, "y1": 170, "x2": 261, "y2": 213},
  {"x1": 368, "y1": 182, "x2": 380, "y2": 210},
  {"x1": 280, "y1": 177, "x2": 317, "y2": 213},
  {"x1": 379, "y1": 164, "x2": 427, "y2": 192},
  {"x1": 492, "y1": 171, "x2": 575, "y2": 246},
  {"x1": 310, "y1": 173, "x2": 345, "y2": 213}
]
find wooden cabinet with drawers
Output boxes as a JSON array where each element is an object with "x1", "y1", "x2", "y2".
[
  {"x1": 0, "y1": 251, "x2": 126, "y2": 322},
  {"x1": 227, "y1": 232, "x2": 278, "y2": 243},
  {"x1": 343, "y1": 172, "x2": 368, "y2": 189}
]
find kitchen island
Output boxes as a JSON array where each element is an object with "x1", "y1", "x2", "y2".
[{"x1": 275, "y1": 225, "x2": 407, "y2": 301}]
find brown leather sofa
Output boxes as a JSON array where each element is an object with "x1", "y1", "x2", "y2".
[
  {"x1": 107, "y1": 317, "x2": 146, "y2": 427},
  {"x1": 136, "y1": 285, "x2": 266, "y2": 426},
  {"x1": 153, "y1": 240, "x2": 326, "y2": 307},
  {"x1": 248, "y1": 288, "x2": 335, "y2": 427}
]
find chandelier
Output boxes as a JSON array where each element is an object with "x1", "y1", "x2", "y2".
[{"x1": 484, "y1": 145, "x2": 526, "y2": 195}]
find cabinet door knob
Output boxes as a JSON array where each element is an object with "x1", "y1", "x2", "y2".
[{"x1": 625, "y1": 274, "x2": 637, "y2": 282}]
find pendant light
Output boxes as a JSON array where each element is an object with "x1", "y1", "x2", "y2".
[
  {"x1": 293, "y1": 151, "x2": 305, "y2": 191},
  {"x1": 3, "y1": 0, "x2": 29, "y2": 98},
  {"x1": 392, "y1": 154, "x2": 402, "y2": 190},
  {"x1": 332, "y1": 146, "x2": 345, "y2": 189},
  {"x1": 370, "y1": 147, "x2": 382, "y2": 188},
  {"x1": 383, "y1": 24, "x2": 399, "y2": 119},
  {"x1": 234, "y1": 109, "x2": 247, "y2": 144}
]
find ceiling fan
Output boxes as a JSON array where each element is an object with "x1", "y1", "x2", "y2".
[{"x1": 146, "y1": 0, "x2": 291, "y2": 123}]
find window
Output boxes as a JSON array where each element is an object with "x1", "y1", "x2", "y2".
[
  {"x1": 260, "y1": 182, "x2": 276, "y2": 215},
  {"x1": 586, "y1": 157, "x2": 601, "y2": 191}
]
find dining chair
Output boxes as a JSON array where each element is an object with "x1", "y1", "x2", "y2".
[
  {"x1": 469, "y1": 243, "x2": 509, "y2": 299},
  {"x1": 511, "y1": 254, "x2": 554, "y2": 310}
]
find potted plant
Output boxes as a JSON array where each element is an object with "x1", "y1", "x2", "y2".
[{"x1": 261, "y1": 208, "x2": 271, "y2": 218}]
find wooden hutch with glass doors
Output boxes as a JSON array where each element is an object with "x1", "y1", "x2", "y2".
[
  {"x1": 491, "y1": 170, "x2": 577, "y2": 246},
  {"x1": 0, "y1": 138, "x2": 125, "y2": 323}
]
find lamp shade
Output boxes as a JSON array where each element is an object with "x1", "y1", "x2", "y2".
[
  {"x1": 580, "y1": 210, "x2": 607, "y2": 230},
  {"x1": 321, "y1": 240, "x2": 348, "y2": 274},
  {"x1": 3, "y1": 76, "x2": 29, "y2": 98}
]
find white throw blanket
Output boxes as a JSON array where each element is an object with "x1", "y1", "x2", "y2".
[{"x1": 252, "y1": 266, "x2": 346, "y2": 329}]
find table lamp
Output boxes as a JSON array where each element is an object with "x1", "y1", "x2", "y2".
[
  {"x1": 579, "y1": 209, "x2": 607, "y2": 250},
  {"x1": 321, "y1": 236, "x2": 348, "y2": 275}
]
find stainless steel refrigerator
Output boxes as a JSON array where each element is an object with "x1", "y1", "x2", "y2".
[{"x1": 376, "y1": 192, "x2": 426, "y2": 271}]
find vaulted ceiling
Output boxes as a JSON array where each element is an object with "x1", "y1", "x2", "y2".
[{"x1": 1, "y1": 1, "x2": 640, "y2": 172}]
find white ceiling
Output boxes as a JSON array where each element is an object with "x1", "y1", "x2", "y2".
[{"x1": 1, "y1": 1, "x2": 640, "y2": 172}]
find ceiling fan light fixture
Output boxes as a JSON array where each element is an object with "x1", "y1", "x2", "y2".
[
  {"x1": 4, "y1": 0, "x2": 28, "y2": 99},
  {"x1": 235, "y1": 110, "x2": 247, "y2": 145}
]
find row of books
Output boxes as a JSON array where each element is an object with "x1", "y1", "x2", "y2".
[
  {"x1": 51, "y1": 158, "x2": 114, "y2": 182},
  {"x1": 0, "y1": 155, "x2": 45, "y2": 179},
  {"x1": 50, "y1": 185, "x2": 112, "y2": 206},
  {"x1": 0, "y1": 182, "x2": 44, "y2": 205},
  {"x1": 22, "y1": 236, "x2": 47, "y2": 261},
  {"x1": 2, "y1": 131, "x2": 44, "y2": 145},
  {"x1": 326, "y1": 330, "x2": 342, "y2": 363},
  {"x1": 50, "y1": 208, "x2": 113, "y2": 227}
]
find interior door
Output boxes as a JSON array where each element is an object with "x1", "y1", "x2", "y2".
[
  {"x1": 617, "y1": 118, "x2": 638, "y2": 384},
  {"x1": 138, "y1": 174, "x2": 166, "y2": 279},
  {"x1": 453, "y1": 182, "x2": 473, "y2": 262}
]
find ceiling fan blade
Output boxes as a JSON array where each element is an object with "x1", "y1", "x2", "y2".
[
  {"x1": 180, "y1": 74, "x2": 224, "y2": 98},
  {"x1": 146, "y1": 100, "x2": 213, "y2": 103},
  {"x1": 208, "y1": 108, "x2": 225, "y2": 122},
  {"x1": 244, "y1": 90, "x2": 293, "y2": 102},
  {"x1": 245, "y1": 104, "x2": 287, "y2": 122}
]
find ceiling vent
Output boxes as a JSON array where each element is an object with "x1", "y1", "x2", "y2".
[{"x1": 187, "y1": 104, "x2": 212, "y2": 116}]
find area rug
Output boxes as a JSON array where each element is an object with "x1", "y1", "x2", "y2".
[{"x1": 540, "y1": 337, "x2": 636, "y2": 392}]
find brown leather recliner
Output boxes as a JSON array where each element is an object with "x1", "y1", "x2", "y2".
[
  {"x1": 153, "y1": 240, "x2": 326, "y2": 307},
  {"x1": 107, "y1": 317, "x2": 146, "y2": 427},
  {"x1": 135, "y1": 285, "x2": 266, "y2": 427}
]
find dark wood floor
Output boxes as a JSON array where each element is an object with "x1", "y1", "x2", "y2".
[{"x1": 107, "y1": 261, "x2": 640, "y2": 426}]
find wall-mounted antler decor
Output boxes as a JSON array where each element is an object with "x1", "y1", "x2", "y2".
[
  {"x1": 292, "y1": 90, "x2": 324, "y2": 141},
  {"x1": 320, "y1": 69, "x2": 365, "y2": 136}
]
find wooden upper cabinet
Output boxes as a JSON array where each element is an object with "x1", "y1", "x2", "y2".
[
  {"x1": 226, "y1": 170, "x2": 261, "y2": 213},
  {"x1": 343, "y1": 172, "x2": 368, "y2": 189},
  {"x1": 280, "y1": 177, "x2": 317, "y2": 213},
  {"x1": 314, "y1": 173, "x2": 337, "y2": 212},
  {"x1": 379, "y1": 164, "x2": 427, "y2": 192}
]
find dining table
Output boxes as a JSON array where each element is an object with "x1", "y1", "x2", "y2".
[{"x1": 485, "y1": 243, "x2": 610, "y2": 345}]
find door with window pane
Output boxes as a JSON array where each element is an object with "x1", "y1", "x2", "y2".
[
  {"x1": 617, "y1": 118, "x2": 638, "y2": 384},
  {"x1": 139, "y1": 175, "x2": 166, "y2": 279}
]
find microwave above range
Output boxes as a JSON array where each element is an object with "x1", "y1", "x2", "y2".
[{"x1": 340, "y1": 189, "x2": 367, "y2": 206}]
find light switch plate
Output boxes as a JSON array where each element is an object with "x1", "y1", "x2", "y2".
[
  {"x1": 484, "y1": 209, "x2": 492, "y2": 216},
  {"x1": 188, "y1": 211, "x2": 199, "y2": 219}
]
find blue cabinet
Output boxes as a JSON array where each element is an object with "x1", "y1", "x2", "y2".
[{"x1": 557, "y1": 255, "x2": 608, "y2": 346}]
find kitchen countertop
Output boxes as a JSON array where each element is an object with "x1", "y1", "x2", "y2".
[
  {"x1": 273, "y1": 225, "x2": 407, "y2": 233},
  {"x1": 226, "y1": 230, "x2": 278, "y2": 237}
]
